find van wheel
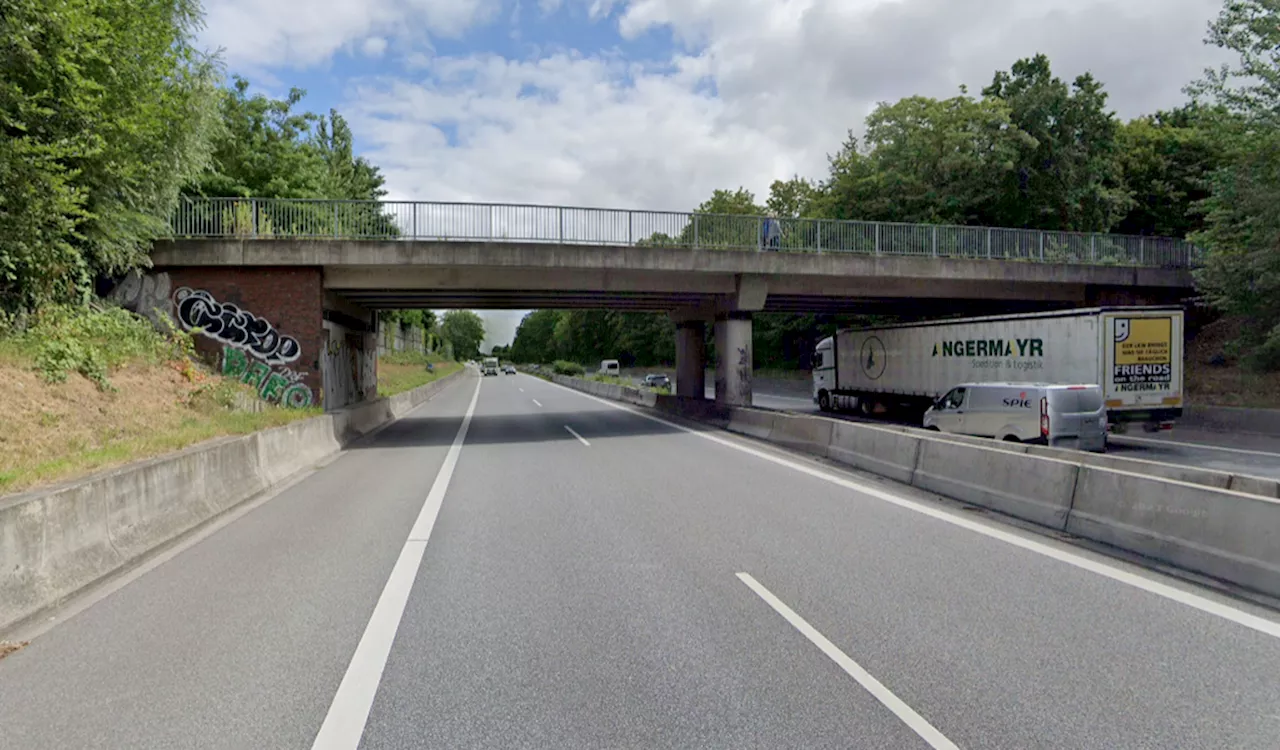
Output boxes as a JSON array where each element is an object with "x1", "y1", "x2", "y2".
[
  {"x1": 818, "y1": 391, "x2": 832, "y2": 412},
  {"x1": 1002, "y1": 435, "x2": 1021, "y2": 443}
]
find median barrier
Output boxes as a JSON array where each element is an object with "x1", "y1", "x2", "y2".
[
  {"x1": 1066, "y1": 467, "x2": 1280, "y2": 599},
  {"x1": 827, "y1": 421, "x2": 922, "y2": 484},
  {"x1": 911, "y1": 437, "x2": 1080, "y2": 530},
  {"x1": 0, "y1": 368, "x2": 466, "y2": 634},
  {"x1": 1023, "y1": 445, "x2": 1233, "y2": 490},
  {"x1": 1183, "y1": 405, "x2": 1280, "y2": 437},
  {"x1": 1227, "y1": 474, "x2": 1280, "y2": 499},
  {"x1": 726, "y1": 408, "x2": 777, "y2": 440},
  {"x1": 767, "y1": 414, "x2": 835, "y2": 458}
]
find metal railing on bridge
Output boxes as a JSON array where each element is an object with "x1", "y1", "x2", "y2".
[{"x1": 170, "y1": 197, "x2": 1199, "y2": 269}]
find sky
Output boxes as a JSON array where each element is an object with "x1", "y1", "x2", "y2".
[{"x1": 198, "y1": 0, "x2": 1234, "y2": 348}]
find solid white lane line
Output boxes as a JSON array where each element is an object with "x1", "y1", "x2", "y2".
[
  {"x1": 532, "y1": 399, "x2": 543, "y2": 407},
  {"x1": 544, "y1": 379, "x2": 1280, "y2": 640},
  {"x1": 738, "y1": 573, "x2": 958, "y2": 749},
  {"x1": 564, "y1": 425, "x2": 590, "y2": 446},
  {"x1": 1110, "y1": 434, "x2": 1280, "y2": 458},
  {"x1": 519, "y1": 387, "x2": 525, "y2": 392},
  {"x1": 311, "y1": 378, "x2": 482, "y2": 750}
]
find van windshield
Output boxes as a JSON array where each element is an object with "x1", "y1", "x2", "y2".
[{"x1": 1049, "y1": 388, "x2": 1103, "y2": 413}]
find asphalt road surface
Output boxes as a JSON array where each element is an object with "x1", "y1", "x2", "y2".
[{"x1": 4, "y1": 370, "x2": 1280, "y2": 749}]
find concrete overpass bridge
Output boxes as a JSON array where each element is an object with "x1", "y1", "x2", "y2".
[{"x1": 143, "y1": 197, "x2": 1197, "y2": 411}]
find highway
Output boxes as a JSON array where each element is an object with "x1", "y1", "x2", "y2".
[{"x1": 3, "y1": 370, "x2": 1280, "y2": 749}]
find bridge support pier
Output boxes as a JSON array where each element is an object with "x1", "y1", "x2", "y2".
[
  {"x1": 714, "y1": 312, "x2": 753, "y2": 407},
  {"x1": 674, "y1": 320, "x2": 707, "y2": 399}
]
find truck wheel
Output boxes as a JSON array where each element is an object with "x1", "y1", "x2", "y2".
[
  {"x1": 1142, "y1": 422, "x2": 1161, "y2": 433},
  {"x1": 818, "y1": 391, "x2": 831, "y2": 412},
  {"x1": 857, "y1": 398, "x2": 874, "y2": 417}
]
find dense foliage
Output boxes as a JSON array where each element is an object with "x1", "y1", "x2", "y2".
[
  {"x1": 0, "y1": 0, "x2": 395, "y2": 318},
  {"x1": 440, "y1": 311, "x2": 486, "y2": 360}
]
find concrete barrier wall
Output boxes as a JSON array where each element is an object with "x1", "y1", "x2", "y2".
[
  {"x1": 1067, "y1": 467, "x2": 1280, "y2": 598},
  {"x1": 0, "y1": 369, "x2": 465, "y2": 633},
  {"x1": 827, "y1": 421, "x2": 922, "y2": 484},
  {"x1": 767, "y1": 414, "x2": 834, "y2": 458},
  {"x1": 727, "y1": 408, "x2": 777, "y2": 440},
  {"x1": 912, "y1": 438, "x2": 1080, "y2": 530},
  {"x1": 1182, "y1": 405, "x2": 1280, "y2": 437}
]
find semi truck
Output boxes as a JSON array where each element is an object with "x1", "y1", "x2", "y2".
[{"x1": 812, "y1": 306, "x2": 1185, "y2": 433}]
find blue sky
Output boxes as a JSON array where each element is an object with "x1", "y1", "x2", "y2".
[{"x1": 198, "y1": 0, "x2": 1232, "y2": 347}]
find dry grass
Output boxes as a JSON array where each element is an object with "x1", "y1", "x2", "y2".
[
  {"x1": 377, "y1": 355, "x2": 462, "y2": 396},
  {"x1": 0, "y1": 361, "x2": 316, "y2": 496},
  {"x1": 0, "y1": 641, "x2": 28, "y2": 660},
  {"x1": 1186, "y1": 317, "x2": 1280, "y2": 409}
]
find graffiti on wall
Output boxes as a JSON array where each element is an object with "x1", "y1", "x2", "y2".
[
  {"x1": 220, "y1": 347, "x2": 313, "y2": 408},
  {"x1": 173, "y1": 287, "x2": 301, "y2": 365},
  {"x1": 173, "y1": 287, "x2": 313, "y2": 408}
]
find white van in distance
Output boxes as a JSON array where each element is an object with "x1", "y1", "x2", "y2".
[
  {"x1": 923, "y1": 382, "x2": 1108, "y2": 452},
  {"x1": 598, "y1": 359, "x2": 620, "y2": 377}
]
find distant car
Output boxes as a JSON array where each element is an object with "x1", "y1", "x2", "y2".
[
  {"x1": 503, "y1": 364, "x2": 517, "y2": 374},
  {"x1": 642, "y1": 373, "x2": 671, "y2": 390}
]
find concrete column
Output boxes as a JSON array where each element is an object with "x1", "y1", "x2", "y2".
[
  {"x1": 714, "y1": 312, "x2": 753, "y2": 407},
  {"x1": 675, "y1": 320, "x2": 707, "y2": 399}
]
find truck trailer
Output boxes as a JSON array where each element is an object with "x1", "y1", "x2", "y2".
[{"x1": 812, "y1": 306, "x2": 1184, "y2": 432}]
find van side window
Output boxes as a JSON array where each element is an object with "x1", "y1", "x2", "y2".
[{"x1": 941, "y1": 388, "x2": 966, "y2": 409}]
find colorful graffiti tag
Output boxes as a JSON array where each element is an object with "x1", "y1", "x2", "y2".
[
  {"x1": 173, "y1": 287, "x2": 301, "y2": 365},
  {"x1": 173, "y1": 287, "x2": 314, "y2": 408},
  {"x1": 221, "y1": 347, "x2": 313, "y2": 408}
]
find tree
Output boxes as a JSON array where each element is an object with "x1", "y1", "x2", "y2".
[
  {"x1": 981, "y1": 54, "x2": 1130, "y2": 232},
  {"x1": 1, "y1": 0, "x2": 221, "y2": 314},
  {"x1": 440, "y1": 310, "x2": 486, "y2": 360},
  {"x1": 766, "y1": 177, "x2": 821, "y2": 219},
  {"x1": 182, "y1": 78, "x2": 396, "y2": 238},
  {"x1": 1187, "y1": 0, "x2": 1280, "y2": 370},
  {"x1": 675, "y1": 188, "x2": 766, "y2": 249},
  {"x1": 821, "y1": 93, "x2": 1033, "y2": 227},
  {"x1": 510, "y1": 309, "x2": 562, "y2": 363},
  {"x1": 1113, "y1": 105, "x2": 1226, "y2": 238}
]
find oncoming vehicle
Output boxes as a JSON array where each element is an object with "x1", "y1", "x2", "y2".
[
  {"x1": 923, "y1": 382, "x2": 1108, "y2": 452},
  {"x1": 503, "y1": 364, "x2": 517, "y2": 375},
  {"x1": 482, "y1": 357, "x2": 499, "y2": 376},
  {"x1": 642, "y1": 374, "x2": 670, "y2": 390},
  {"x1": 598, "y1": 359, "x2": 620, "y2": 377}
]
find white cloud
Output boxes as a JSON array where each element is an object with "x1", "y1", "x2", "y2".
[
  {"x1": 200, "y1": 0, "x2": 498, "y2": 69},
  {"x1": 362, "y1": 36, "x2": 389, "y2": 58},
  {"x1": 194, "y1": 0, "x2": 1227, "y2": 218}
]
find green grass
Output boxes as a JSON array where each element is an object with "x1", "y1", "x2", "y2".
[
  {"x1": 378, "y1": 352, "x2": 462, "y2": 396},
  {"x1": 3, "y1": 405, "x2": 317, "y2": 493}
]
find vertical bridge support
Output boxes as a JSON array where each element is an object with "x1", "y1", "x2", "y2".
[
  {"x1": 714, "y1": 312, "x2": 753, "y2": 407},
  {"x1": 674, "y1": 319, "x2": 706, "y2": 399}
]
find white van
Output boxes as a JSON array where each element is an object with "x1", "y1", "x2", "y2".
[
  {"x1": 598, "y1": 359, "x2": 620, "y2": 377},
  {"x1": 923, "y1": 382, "x2": 1107, "y2": 452}
]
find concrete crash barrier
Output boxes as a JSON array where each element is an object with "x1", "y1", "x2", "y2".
[
  {"x1": 912, "y1": 437, "x2": 1080, "y2": 530},
  {"x1": 1182, "y1": 405, "x2": 1280, "y2": 438},
  {"x1": 1067, "y1": 467, "x2": 1280, "y2": 599},
  {"x1": 726, "y1": 408, "x2": 777, "y2": 440},
  {"x1": 0, "y1": 369, "x2": 465, "y2": 633},
  {"x1": 767, "y1": 414, "x2": 835, "y2": 458},
  {"x1": 1023, "y1": 445, "x2": 1234, "y2": 490},
  {"x1": 1227, "y1": 474, "x2": 1280, "y2": 499},
  {"x1": 827, "y1": 421, "x2": 922, "y2": 485}
]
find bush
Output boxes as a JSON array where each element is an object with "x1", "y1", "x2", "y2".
[
  {"x1": 553, "y1": 360, "x2": 585, "y2": 376},
  {"x1": 10, "y1": 304, "x2": 189, "y2": 389}
]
